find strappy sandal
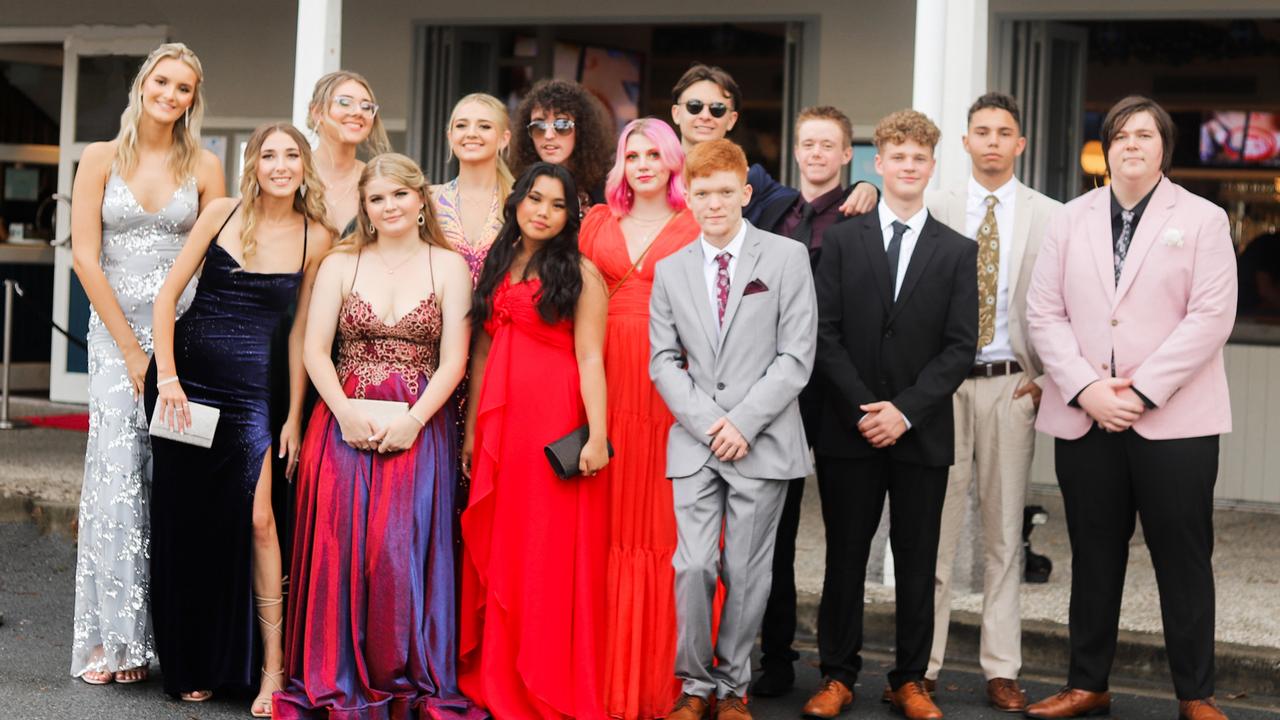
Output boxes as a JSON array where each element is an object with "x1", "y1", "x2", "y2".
[
  {"x1": 113, "y1": 664, "x2": 150, "y2": 684},
  {"x1": 80, "y1": 669, "x2": 113, "y2": 685},
  {"x1": 251, "y1": 595, "x2": 285, "y2": 718}
]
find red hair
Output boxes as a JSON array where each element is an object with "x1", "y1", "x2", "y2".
[{"x1": 683, "y1": 139, "x2": 748, "y2": 185}]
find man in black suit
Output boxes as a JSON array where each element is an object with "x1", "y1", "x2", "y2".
[{"x1": 800, "y1": 109, "x2": 978, "y2": 720}]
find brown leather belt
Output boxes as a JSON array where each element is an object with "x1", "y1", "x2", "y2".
[{"x1": 970, "y1": 360, "x2": 1022, "y2": 378}]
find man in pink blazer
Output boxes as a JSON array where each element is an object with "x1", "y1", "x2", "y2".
[{"x1": 1025, "y1": 95, "x2": 1236, "y2": 720}]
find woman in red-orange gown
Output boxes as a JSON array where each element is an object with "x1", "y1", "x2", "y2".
[
  {"x1": 459, "y1": 162, "x2": 611, "y2": 719},
  {"x1": 579, "y1": 119, "x2": 701, "y2": 720}
]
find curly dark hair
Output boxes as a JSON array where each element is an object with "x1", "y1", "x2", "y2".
[
  {"x1": 473, "y1": 162, "x2": 583, "y2": 326},
  {"x1": 512, "y1": 79, "x2": 615, "y2": 198}
]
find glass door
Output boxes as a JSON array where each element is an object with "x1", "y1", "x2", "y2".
[{"x1": 48, "y1": 28, "x2": 164, "y2": 403}]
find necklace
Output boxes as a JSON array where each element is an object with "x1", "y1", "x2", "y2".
[
  {"x1": 373, "y1": 245, "x2": 422, "y2": 275},
  {"x1": 626, "y1": 210, "x2": 675, "y2": 268}
]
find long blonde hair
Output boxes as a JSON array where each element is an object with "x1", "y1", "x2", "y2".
[
  {"x1": 307, "y1": 70, "x2": 392, "y2": 156},
  {"x1": 342, "y1": 153, "x2": 452, "y2": 255},
  {"x1": 112, "y1": 43, "x2": 205, "y2": 181},
  {"x1": 448, "y1": 92, "x2": 515, "y2": 202},
  {"x1": 238, "y1": 123, "x2": 338, "y2": 257}
]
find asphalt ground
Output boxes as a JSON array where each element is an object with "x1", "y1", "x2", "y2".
[{"x1": 2, "y1": 520, "x2": 1278, "y2": 720}]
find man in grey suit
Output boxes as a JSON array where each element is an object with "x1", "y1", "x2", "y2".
[{"x1": 649, "y1": 138, "x2": 817, "y2": 720}]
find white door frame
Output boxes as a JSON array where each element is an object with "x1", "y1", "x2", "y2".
[{"x1": 31, "y1": 25, "x2": 167, "y2": 403}]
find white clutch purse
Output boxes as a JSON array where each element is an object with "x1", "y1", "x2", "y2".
[
  {"x1": 148, "y1": 400, "x2": 220, "y2": 448},
  {"x1": 349, "y1": 398, "x2": 410, "y2": 428}
]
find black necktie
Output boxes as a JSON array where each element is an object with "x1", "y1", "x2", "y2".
[
  {"x1": 887, "y1": 221, "x2": 908, "y2": 298},
  {"x1": 793, "y1": 201, "x2": 817, "y2": 248}
]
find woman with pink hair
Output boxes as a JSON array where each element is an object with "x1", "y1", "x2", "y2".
[{"x1": 579, "y1": 118, "x2": 700, "y2": 719}]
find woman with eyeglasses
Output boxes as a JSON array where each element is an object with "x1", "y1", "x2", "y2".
[
  {"x1": 431, "y1": 93, "x2": 514, "y2": 283},
  {"x1": 307, "y1": 71, "x2": 392, "y2": 235},
  {"x1": 69, "y1": 41, "x2": 225, "y2": 689},
  {"x1": 578, "y1": 118, "x2": 700, "y2": 719},
  {"x1": 512, "y1": 79, "x2": 615, "y2": 212}
]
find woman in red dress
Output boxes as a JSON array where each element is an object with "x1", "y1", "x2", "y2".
[
  {"x1": 578, "y1": 118, "x2": 700, "y2": 719},
  {"x1": 459, "y1": 162, "x2": 611, "y2": 719}
]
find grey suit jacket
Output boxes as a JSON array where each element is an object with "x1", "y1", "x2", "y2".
[
  {"x1": 649, "y1": 221, "x2": 817, "y2": 481},
  {"x1": 927, "y1": 178, "x2": 1062, "y2": 383}
]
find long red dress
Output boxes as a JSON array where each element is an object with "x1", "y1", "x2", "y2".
[
  {"x1": 579, "y1": 206, "x2": 700, "y2": 719},
  {"x1": 459, "y1": 276, "x2": 609, "y2": 719}
]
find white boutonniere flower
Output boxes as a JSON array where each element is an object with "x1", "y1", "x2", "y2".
[{"x1": 1163, "y1": 228, "x2": 1184, "y2": 247}]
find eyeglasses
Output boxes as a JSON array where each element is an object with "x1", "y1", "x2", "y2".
[
  {"x1": 682, "y1": 100, "x2": 730, "y2": 118},
  {"x1": 527, "y1": 118, "x2": 575, "y2": 136},
  {"x1": 333, "y1": 95, "x2": 379, "y2": 117}
]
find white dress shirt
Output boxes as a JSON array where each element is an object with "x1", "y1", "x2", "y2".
[
  {"x1": 877, "y1": 201, "x2": 928, "y2": 300},
  {"x1": 699, "y1": 219, "x2": 749, "y2": 332},
  {"x1": 964, "y1": 175, "x2": 1018, "y2": 364}
]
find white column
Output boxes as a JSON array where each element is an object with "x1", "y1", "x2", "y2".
[
  {"x1": 913, "y1": 0, "x2": 990, "y2": 190},
  {"x1": 292, "y1": 0, "x2": 343, "y2": 136}
]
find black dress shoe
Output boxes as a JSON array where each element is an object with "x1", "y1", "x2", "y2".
[{"x1": 750, "y1": 663, "x2": 795, "y2": 697}]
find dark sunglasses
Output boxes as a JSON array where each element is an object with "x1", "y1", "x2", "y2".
[
  {"x1": 682, "y1": 100, "x2": 729, "y2": 118},
  {"x1": 527, "y1": 118, "x2": 575, "y2": 136}
]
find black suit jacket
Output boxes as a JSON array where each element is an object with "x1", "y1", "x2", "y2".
[{"x1": 813, "y1": 211, "x2": 978, "y2": 467}]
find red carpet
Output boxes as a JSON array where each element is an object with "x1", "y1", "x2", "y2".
[{"x1": 20, "y1": 414, "x2": 90, "y2": 432}]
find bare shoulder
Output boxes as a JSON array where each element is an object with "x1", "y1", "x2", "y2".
[
  {"x1": 431, "y1": 243, "x2": 471, "y2": 278},
  {"x1": 202, "y1": 196, "x2": 238, "y2": 219},
  {"x1": 78, "y1": 142, "x2": 117, "y2": 174}
]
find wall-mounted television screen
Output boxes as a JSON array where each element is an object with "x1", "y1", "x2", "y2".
[{"x1": 1200, "y1": 111, "x2": 1280, "y2": 167}]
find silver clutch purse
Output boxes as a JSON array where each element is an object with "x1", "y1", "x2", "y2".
[
  {"x1": 148, "y1": 400, "x2": 220, "y2": 448},
  {"x1": 349, "y1": 398, "x2": 410, "y2": 428}
]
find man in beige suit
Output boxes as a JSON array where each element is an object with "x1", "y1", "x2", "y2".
[{"x1": 923, "y1": 92, "x2": 1062, "y2": 712}]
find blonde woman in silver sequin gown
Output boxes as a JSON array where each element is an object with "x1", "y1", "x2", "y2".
[{"x1": 68, "y1": 43, "x2": 224, "y2": 685}]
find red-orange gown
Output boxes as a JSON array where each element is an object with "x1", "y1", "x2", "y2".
[
  {"x1": 579, "y1": 205, "x2": 702, "y2": 719},
  {"x1": 459, "y1": 276, "x2": 609, "y2": 720}
]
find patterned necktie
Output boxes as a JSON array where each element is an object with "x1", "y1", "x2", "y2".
[
  {"x1": 976, "y1": 194, "x2": 1000, "y2": 347},
  {"x1": 887, "y1": 221, "x2": 908, "y2": 299},
  {"x1": 715, "y1": 251, "x2": 731, "y2": 325},
  {"x1": 1114, "y1": 209, "x2": 1135, "y2": 286}
]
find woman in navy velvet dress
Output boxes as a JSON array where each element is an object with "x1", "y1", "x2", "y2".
[
  {"x1": 145, "y1": 123, "x2": 334, "y2": 714},
  {"x1": 273, "y1": 153, "x2": 481, "y2": 719}
]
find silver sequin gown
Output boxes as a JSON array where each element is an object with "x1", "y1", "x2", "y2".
[{"x1": 70, "y1": 171, "x2": 198, "y2": 677}]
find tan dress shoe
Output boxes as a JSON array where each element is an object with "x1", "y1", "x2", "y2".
[
  {"x1": 986, "y1": 678, "x2": 1027, "y2": 712},
  {"x1": 668, "y1": 693, "x2": 712, "y2": 720},
  {"x1": 889, "y1": 681, "x2": 943, "y2": 719},
  {"x1": 882, "y1": 678, "x2": 937, "y2": 703},
  {"x1": 1025, "y1": 688, "x2": 1111, "y2": 718},
  {"x1": 1180, "y1": 698, "x2": 1228, "y2": 720},
  {"x1": 716, "y1": 694, "x2": 752, "y2": 720},
  {"x1": 802, "y1": 677, "x2": 854, "y2": 718}
]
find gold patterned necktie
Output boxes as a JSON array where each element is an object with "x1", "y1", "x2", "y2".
[{"x1": 976, "y1": 194, "x2": 999, "y2": 347}]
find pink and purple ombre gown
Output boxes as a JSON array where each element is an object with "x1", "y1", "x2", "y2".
[{"x1": 274, "y1": 279, "x2": 483, "y2": 719}]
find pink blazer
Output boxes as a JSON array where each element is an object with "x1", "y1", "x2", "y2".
[{"x1": 1026, "y1": 177, "x2": 1237, "y2": 440}]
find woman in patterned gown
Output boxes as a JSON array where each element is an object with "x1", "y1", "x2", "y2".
[
  {"x1": 68, "y1": 42, "x2": 224, "y2": 686},
  {"x1": 430, "y1": 93, "x2": 514, "y2": 283},
  {"x1": 578, "y1": 118, "x2": 700, "y2": 719},
  {"x1": 275, "y1": 153, "x2": 482, "y2": 719},
  {"x1": 146, "y1": 123, "x2": 334, "y2": 713}
]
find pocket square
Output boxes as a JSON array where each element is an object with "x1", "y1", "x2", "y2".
[
  {"x1": 743, "y1": 278, "x2": 769, "y2": 295},
  {"x1": 1162, "y1": 228, "x2": 1184, "y2": 247}
]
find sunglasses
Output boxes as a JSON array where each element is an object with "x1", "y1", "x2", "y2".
[
  {"x1": 682, "y1": 100, "x2": 730, "y2": 118},
  {"x1": 333, "y1": 95, "x2": 379, "y2": 117},
  {"x1": 527, "y1": 118, "x2": 576, "y2": 136}
]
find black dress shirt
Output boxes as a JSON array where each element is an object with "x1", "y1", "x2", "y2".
[
  {"x1": 776, "y1": 185, "x2": 848, "y2": 254},
  {"x1": 1109, "y1": 182, "x2": 1158, "y2": 251}
]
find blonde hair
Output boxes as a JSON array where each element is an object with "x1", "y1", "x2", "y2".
[
  {"x1": 112, "y1": 43, "x2": 206, "y2": 181},
  {"x1": 238, "y1": 123, "x2": 338, "y2": 257},
  {"x1": 873, "y1": 109, "x2": 941, "y2": 151},
  {"x1": 307, "y1": 70, "x2": 392, "y2": 156},
  {"x1": 447, "y1": 93, "x2": 515, "y2": 202},
  {"x1": 342, "y1": 153, "x2": 452, "y2": 255}
]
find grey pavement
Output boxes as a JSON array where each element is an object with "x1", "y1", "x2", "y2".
[{"x1": 2, "y1": 519, "x2": 1278, "y2": 719}]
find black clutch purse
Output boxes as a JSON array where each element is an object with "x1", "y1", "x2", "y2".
[{"x1": 544, "y1": 425, "x2": 615, "y2": 479}]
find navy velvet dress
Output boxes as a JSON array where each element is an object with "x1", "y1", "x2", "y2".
[{"x1": 145, "y1": 206, "x2": 306, "y2": 696}]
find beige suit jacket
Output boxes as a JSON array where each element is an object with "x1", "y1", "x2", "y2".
[{"x1": 927, "y1": 178, "x2": 1061, "y2": 383}]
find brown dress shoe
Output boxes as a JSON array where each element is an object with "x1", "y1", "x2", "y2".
[
  {"x1": 889, "y1": 681, "x2": 943, "y2": 719},
  {"x1": 668, "y1": 693, "x2": 712, "y2": 720},
  {"x1": 716, "y1": 694, "x2": 752, "y2": 720},
  {"x1": 1025, "y1": 688, "x2": 1111, "y2": 718},
  {"x1": 882, "y1": 678, "x2": 937, "y2": 703},
  {"x1": 802, "y1": 677, "x2": 854, "y2": 718},
  {"x1": 986, "y1": 678, "x2": 1027, "y2": 712},
  {"x1": 1180, "y1": 698, "x2": 1228, "y2": 720}
]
